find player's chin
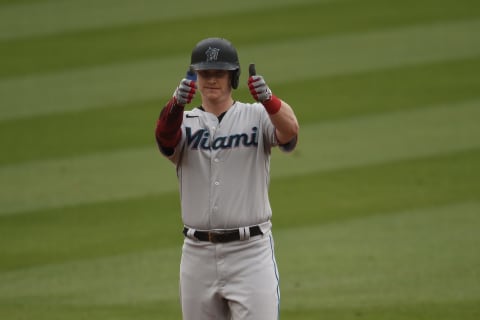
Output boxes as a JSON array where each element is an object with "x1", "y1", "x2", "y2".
[
  {"x1": 203, "y1": 87, "x2": 220, "y2": 92},
  {"x1": 202, "y1": 88, "x2": 221, "y2": 98}
]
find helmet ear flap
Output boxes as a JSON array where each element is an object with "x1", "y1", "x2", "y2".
[{"x1": 231, "y1": 68, "x2": 240, "y2": 89}]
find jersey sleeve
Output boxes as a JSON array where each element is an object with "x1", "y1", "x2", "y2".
[{"x1": 278, "y1": 135, "x2": 298, "y2": 152}]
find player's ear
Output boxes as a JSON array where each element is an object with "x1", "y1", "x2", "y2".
[{"x1": 231, "y1": 69, "x2": 240, "y2": 89}]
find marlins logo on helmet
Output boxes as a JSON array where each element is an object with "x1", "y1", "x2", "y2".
[{"x1": 205, "y1": 47, "x2": 220, "y2": 62}]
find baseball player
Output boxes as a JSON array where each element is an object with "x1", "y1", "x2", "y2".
[{"x1": 155, "y1": 37, "x2": 299, "y2": 320}]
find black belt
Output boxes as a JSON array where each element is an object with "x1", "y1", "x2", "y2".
[{"x1": 183, "y1": 226, "x2": 263, "y2": 243}]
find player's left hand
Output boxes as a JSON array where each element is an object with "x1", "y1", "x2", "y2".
[{"x1": 248, "y1": 75, "x2": 273, "y2": 103}]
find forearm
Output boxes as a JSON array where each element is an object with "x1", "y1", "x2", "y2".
[
  {"x1": 269, "y1": 99, "x2": 299, "y2": 144},
  {"x1": 155, "y1": 98, "x2": 184, "y2": 149}
]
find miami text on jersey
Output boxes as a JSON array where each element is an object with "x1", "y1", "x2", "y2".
[{"x1": 186, "y1": 126, "x2": 259, "y2": 150}]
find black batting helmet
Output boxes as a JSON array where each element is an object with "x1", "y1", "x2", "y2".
[{"x1": 190, "y1": 37, "x2": 241, "y2": 89}]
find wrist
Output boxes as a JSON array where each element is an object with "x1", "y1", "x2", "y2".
[
  {"x1": 262, "y1": 95, "x2": 281, "y2": 115},
  {"x1": 172, "y1": 96, "x2": 185, "y2": 108}
]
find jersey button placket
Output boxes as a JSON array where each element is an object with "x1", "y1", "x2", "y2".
[
  {"x1": 212, "y1": 153, "x2": 220, "y2": 190},
  {"x1": 210, "y1": 122, "x2": 221, "y2": 219}
]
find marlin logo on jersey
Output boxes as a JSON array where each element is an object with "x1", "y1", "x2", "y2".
[{"x1": 186, "y1": 127, "x2": 258, "y2": 150}]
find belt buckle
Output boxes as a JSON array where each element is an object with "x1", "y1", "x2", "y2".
[
  {"x1": 208, "y1": 231, "x2": 218, "y2": 243},
  {"x1": 208, "y1": 231, "x2": 229, "y2": 243}
]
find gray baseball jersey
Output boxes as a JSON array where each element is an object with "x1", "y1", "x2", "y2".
[{"x1": 162, "y1": 101, "x2": 296, "y2": 230}]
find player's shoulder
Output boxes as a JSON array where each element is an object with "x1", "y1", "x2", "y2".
[{"x1": 234, "y1": 101, "x2": 261, "y2": 108}]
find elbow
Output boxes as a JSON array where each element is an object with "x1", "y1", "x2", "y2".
[
  {"x1": 291, "y1": 119, "x2": 299, "y2": 137},
  {"x1": 287, "y1": 118, "x2": 299, "y2": 140}
]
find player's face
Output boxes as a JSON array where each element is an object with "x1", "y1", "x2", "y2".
[{"x1": 197, "y1": 70, "x2": 231, "y2": 101}]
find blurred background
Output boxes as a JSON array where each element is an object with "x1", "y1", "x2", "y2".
[{"x1": 1, "y1": 0, "x2": 479, "y2": 319}]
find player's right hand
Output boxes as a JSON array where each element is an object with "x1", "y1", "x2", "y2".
[{"x1": 173, "y1": 78, "x2": 196, "y2": 106}]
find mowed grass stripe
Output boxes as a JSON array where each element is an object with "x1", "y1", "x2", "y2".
[
  {"x1": 1, "y1": 19, "x2": 479, "y2": 121},
  {"x1": 2, "y1": 0, "x2": 478, "y2": 78},
  {"x1": 281, "y1": 56, "x2": 480, "y2": 125},
  {"x1": 0, "y1": 303, "x2": 180, "y2": 320},
  {"x1": 0, "y1": 99, "x2": 478, "y2": 216},
  {"x1": 0, "y1": 246, "x2": 181, "y2": 304},
  {"x1": 282, "y1": 301, "x2": 480, "y2": 320},
  {"x1": 0, "y1": 146, "x2": 177, "y2": 216},
  {"x1": 271, "y1": 148, "x2": 480, "y2": 229},
  {"x1": 1, "y1": 147, "x2": 478, "y2": 272},
  {"x1": 0, "y1": 191, "x2": 181, "y2": 272},
  {"x1": 271, "y1": 99, "x2": 480, "y2": 178},
  {"x1": 1, "y1": 56, "x2": 479, "y2": 166},
  {"x1": 278, "y1": 201, "x2": 480, "y2": 312},
  {"x1": 0, "y1": 0, "x2": 323, "y2": 41}
]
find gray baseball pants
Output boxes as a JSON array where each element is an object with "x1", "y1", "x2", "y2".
[{"x1": 180, "y1": 230, "x2": 280, "y2": 319}]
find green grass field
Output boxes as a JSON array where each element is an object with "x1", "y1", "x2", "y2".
[{"x1": 1, "y1": 0, "x2": 480, "y2": 319}]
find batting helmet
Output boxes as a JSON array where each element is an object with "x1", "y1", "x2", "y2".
[{"x1": 190, "y1": 37, "x2": 241, "y2": 89}]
